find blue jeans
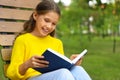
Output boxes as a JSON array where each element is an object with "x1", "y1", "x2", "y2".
[{"x1": 28, "y1": 66, "x2": 92, "y2": 80}]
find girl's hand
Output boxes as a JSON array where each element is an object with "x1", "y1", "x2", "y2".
[
  {"x1": 70, "y1": 54, "x2": 83, "y2": 65},
  {"x1": 26, "y1": 55, "x2": 49, "y2": 68},
  {"x1": 19, "y1": 55, "x2": 49, "y2": 75}
]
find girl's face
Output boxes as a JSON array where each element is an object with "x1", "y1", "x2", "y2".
[{"x1": 32, "y1": 11, "x2": 60, "y2": 37}]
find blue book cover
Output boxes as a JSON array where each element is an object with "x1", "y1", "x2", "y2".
[{"x1": 33, "y1": 48, "x2": 87, "y2": 73}]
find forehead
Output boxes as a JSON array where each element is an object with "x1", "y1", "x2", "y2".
[{"x1": 42, "y1": 11, "x2": 60, "y2": 22}]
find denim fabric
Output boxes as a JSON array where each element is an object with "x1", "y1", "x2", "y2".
[{"x1": 28, "y1": 66, "x2": 92, "y2": 80}]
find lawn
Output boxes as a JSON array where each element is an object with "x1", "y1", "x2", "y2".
[
  {"x1": 61, "y1": 35, "x2": 120, "y2": 80},
  {"x1": 83, "y1": 37, "x2": 120, "y2": 80},
  {"x1": 0, "y1": 36, "x2": 120, "y2": 80},
  {"x1": 0, "y1": 55, "x2": 8, "y2": 80}
]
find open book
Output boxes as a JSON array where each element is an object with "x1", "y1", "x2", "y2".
[{"x1": 33, "y1": 48, "x2": 87, "y2": 73}]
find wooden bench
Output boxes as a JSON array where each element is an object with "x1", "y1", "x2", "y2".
[{"x1": 0, "y1": 0, "x2": 40, "y2": 79}]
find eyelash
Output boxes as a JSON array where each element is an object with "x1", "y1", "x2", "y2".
[
  {"x1": 44, "y1": 19, "x2": 56, "y2": 26},
  {"x1": 45, "y1": 19, "x2": 50, "y2": 22}
]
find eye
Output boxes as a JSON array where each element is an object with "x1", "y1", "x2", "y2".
[
  {"x1": 44, "y1": 18, "x2": 50, "y2": 22},
  {"x1": 52, "y1": 22, "x2": 56, "y2": 26}
]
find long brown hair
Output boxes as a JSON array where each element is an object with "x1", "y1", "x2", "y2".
[{"x1": 21, "y1": 0, "x2": 61, "y2": 37}]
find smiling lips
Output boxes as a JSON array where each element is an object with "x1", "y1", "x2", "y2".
[{"x1": 41, "y1": 27, "x2": 50, "y2": 34}]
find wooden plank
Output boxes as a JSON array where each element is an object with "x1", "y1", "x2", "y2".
[
  {"x1": 0, "y1": 8, "x2": 33, "y2": 20},
  {"x1": 4, "y1": 64, "x2": 9, "y2": 76},
  {"x1": 0, "y1": 0, "x2": 40, "y2": 9},
  {"x1": 1, "y1": 49, "x2": 12, "y2": 61},
  {"x1": 0, "y1": 21, "x2": 24, "y2": 32},
  {"x1": 0, "y1": 0, "x2": 41, "y2": 78},
  {"x1": 0, "y1": 34, "x2": 16, "y2": 46}
]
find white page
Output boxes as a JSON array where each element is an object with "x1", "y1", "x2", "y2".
[
  {"x1": 48, "y1": 48, "x2": 87, "y2": 64},
  {"x1": 71, "y1": 49, "x2": 87, "y2": 64}
]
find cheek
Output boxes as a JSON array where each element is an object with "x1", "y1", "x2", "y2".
[
  {"x1": 35, "y1": 17, "x2": 44, "y2": 26},
  {"x1": 36, "y1": 20, "x2": 43, "y2": 28},
  {"x1": 35, "y1": 22, "x2": 42, "y2": 32},
  {"x1": 51, "y1": 26, "x2": 56, "y2": 31}
]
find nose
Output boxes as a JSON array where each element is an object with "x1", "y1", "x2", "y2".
[{"x1": 47, "y1": 23, "x2": 52, "y2": 28}]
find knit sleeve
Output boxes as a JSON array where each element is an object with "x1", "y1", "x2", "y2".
[
  {"x1": 57, "y1": 39, "x2": 64, "y2": 55},
  {"x1": 6, "y1": 36, "x2": 26, "y2": 80}
]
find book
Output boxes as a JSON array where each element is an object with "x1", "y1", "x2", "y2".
[{"x1": 33, "y1": 48, "x2": 87, "y2": 73}]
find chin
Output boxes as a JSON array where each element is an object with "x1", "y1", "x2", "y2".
[{"x1": 41, "y1": 34, "x2": 48, "y2": 37}]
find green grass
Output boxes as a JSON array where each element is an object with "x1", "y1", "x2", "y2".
[
  {"x1": 0, "y1": 36, "x2": 120, "y2": 80},
  {"x1": 0, "y1": 46, "x2": 8, "y2": 80},
  {"x1": 83, "y1": 53, "x2": 120, "y2": 80},
  {"x1": 63, "y1": 36, "x2": 120, "y2": 80},
  {"x1": 85, "y1": 37, "x2": 120, "y2": 80},
  {"x1": 0, "y1": 56, "x2": 8, "y2": 80}
]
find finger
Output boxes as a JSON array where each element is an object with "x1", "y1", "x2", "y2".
[
  {"x1": 38, "y1": 60, "x2": 49, "y2": 64},
  {"x1": 70, "y1": 54, "x2": 79, "y2": 60},
  {"x1": 37, "y1": 63, "x2": 49, "y2": 68},
  {"x1": 34, "y1": 55, "x2": 45, "y2": 60},
  {"x1": 31, "y1": 56, "x2": 49, "y2": 67},
  {"x1": 32, "y1": 56, "x2": 49, "y2": 65},
  {"x1": 33, "y1": 61, "x2": 49, "y2": 68},
  {"x1": 31, "y1": 56, "x2": 45, "y2": 62}
]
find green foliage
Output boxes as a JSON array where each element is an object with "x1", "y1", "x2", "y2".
[{"x1": 57, "y1": 0, "x2": 120, "y2": 37}]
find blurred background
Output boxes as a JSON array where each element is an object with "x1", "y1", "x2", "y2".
[
  {"x1": 0, "y1": 0, "x2": 120, "y2": 80},
  {"x1": 54, "y1": 0, "x2": 120, "y2": 80}
]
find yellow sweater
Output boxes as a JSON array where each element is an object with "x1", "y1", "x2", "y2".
[{"x1": 7, "y1": 33, "x2": 64, "y2": 80}]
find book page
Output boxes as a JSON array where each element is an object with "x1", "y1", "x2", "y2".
[{"x1": 71, "y1": 49, "x2": 87, "y2": 64}]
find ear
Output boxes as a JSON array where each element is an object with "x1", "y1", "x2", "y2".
[{"x1": 33, "y1": 11, "x2": 38, "y2": 20}]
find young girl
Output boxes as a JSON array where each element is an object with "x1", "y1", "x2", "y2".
[{"x1": 7, "y1": 0, "x2": 92, "y2": 80}]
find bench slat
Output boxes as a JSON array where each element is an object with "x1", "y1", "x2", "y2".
[
  {"x1": 1, "y1": 49, "x2": 12, "y2": 61},
  {"x1": 0, "y1": 21, "x2": 23, "y2": 32},
  {"x1": 0, "y1": 35, "x2": 16, "y2": 46},
  {"x1": 0, "y1": 0, "x2": 40, "y2": 9},
  {"x1": 0, "y1": 8, "x2": 32, "y2": 20},
  {"x1": 0, "y1": 0, "x2": 40, "y2": 78},
  {"x1": 4, "y1": 64, "x2": 9, "y2": 76}
]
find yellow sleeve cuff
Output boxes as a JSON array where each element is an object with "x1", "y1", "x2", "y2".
[{"x1": 16, "y1": 65, "x2": 24, "y2": 79}]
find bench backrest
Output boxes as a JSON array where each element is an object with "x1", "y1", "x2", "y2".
[{"x1": 0, "y1": 0, "x2": 40, "y2": 77}]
